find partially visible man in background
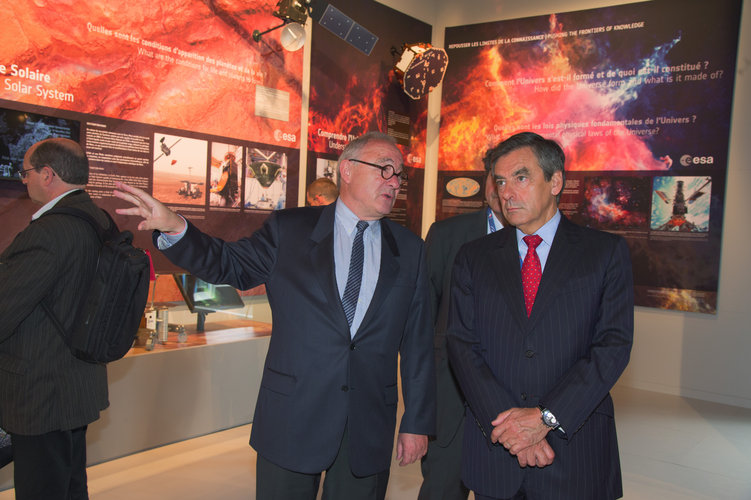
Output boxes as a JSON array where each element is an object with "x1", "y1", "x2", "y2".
[
  {"x1": 306, "y1": 176, "x2": 339, "y2": 206},
  {"x1": 0, "y1": 138, "x2": 109, "y2": 499},
  {"x1": 419, "y1": 153, "x2": 504, "y2": 500}
]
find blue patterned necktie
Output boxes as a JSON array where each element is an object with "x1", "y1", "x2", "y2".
[{"x1": 342, "y1": 220, "x2": 369, "y2": 327}]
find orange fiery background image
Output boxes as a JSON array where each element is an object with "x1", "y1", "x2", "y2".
[
  {"x1": 0, "y1": 0, "x2": 302, "y2": 145},
  {"x1": 309, "y1": 69, "x2": 427, "y2": 168},
  {"x1": 439, "y1": 15, "x2": 669, "y2": 172},
  {"x1": 308, "y1": 68, "x2": 387, "y2": 152}
]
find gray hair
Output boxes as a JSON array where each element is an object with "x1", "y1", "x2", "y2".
[{"x1": 338, "y1": 132, "x2": 397, "y2": 168}]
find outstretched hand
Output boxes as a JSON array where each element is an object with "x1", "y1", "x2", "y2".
[{"x1": 113, "y1": 181, "x2": 185, "y2": 234}]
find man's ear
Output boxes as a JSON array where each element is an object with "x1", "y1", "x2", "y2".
[
  {"x1": 339, "y1": 160, "x2": 351, "y2": 184},
  {"x1": 41, "y1": 166, "x2": 56, "y2": 185},
  {"x1": 550, "y1": 170, "x2": 563, "y2": 197}
]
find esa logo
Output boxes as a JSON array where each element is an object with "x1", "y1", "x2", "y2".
[
  {"x1": 680, "y1": 154, "x2": 714, "y2": 166},
  {"x1": 274, "y1": 129, "x2": 297, "y2": 142}
]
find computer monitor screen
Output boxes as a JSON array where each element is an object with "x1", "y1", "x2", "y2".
[
  {"x1": 172, "y1": 273, "x2": 245, "y2": 313},
  {"x1": 0, "y1": 108, "x2": 81, "y2": 181}
]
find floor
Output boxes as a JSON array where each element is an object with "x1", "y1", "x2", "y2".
[{"x1": 1, "y1": 385, "x2": 750, "y2": 499}]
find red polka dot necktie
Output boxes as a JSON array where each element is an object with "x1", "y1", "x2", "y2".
[{"x1": 521, "y1": 235, "x2": 543, "y2": 317}]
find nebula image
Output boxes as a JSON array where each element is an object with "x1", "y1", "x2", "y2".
[
  {"x1": 436, "y1": 0, "x2": 743, "y2": 173},
  {"x1": 307, "y1": 1, "x2": 430, "y2": 168},
  {"x1": 308, "y1": 68, "x2": 388, "y2": 153},
  {"x1": 308, "y1": 64, "x2": 428, "y2": 168},
  {"x1": 575, "y1": 176, "x2": 651, "y2": 229}
]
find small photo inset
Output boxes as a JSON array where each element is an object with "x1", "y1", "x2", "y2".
[
  {"x1": 651, "y1": 176, "x2": 711, "y2": 232},
  {"x1": 209, "y1": 143, "x2": 242, "y2": 208},
  {"x1": 0, "y1": 108, "x2": 81, "y2": 181},
  {"x1": 245, "y1": 147, "x2": 287, "y2": 210},
  {"x1": 578, "y1": 176, "x2": 651, "y2": 230},
  {"x1": 153, "y1": 133, "x2": 208, "y2": 205},
  {"x1": 315, "y1": 157, "x2": 339, "y2": 186}
]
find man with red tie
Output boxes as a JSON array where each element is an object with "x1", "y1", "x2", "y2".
[{"x1": 447, "y1": 132, "x2": 633, "y2": 500}]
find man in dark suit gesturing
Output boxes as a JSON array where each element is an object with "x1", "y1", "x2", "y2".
[
  {"x1": 447, "y1": 132, "x2": 633, "y2": 500},
  {"x1": 419, "y1": 159, "x2": 503, "y2": 500},
  {"x1": 0, "y1": 138, "x2": 110, "y2": 499},
  {"x1": 114, "y1": 132, "x2": 435, "y2": 500}
]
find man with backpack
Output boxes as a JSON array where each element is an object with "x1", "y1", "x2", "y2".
[{"x1": 0, "y1": 138, "x2": 110, "y2": 499}]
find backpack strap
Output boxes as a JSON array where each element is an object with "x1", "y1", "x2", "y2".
[
  {"x1": 42, "y1": 206, "x2": 117, "y2": 242},
  {"x1": 42, "y1": 297, "x2": 96, "y2": 362},
  {"x1": 41, "y1": 298, "x2": 72, "y2": 347}
]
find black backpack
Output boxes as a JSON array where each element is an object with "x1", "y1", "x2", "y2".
[{"x1": 40, "y1": 206, "x2": 150, "y2": 363}]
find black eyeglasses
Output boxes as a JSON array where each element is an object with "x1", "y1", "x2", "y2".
[
  {"x1": 349, "y1": 159, "x2": 408, "y2": 183},
  {"x1": 18, "y1": 167, "x2": 36, "y2": 179}
]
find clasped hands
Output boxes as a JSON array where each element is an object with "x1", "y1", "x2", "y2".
[{"x1": 491, "y1": 407, "x2": 555, "y2": 468}]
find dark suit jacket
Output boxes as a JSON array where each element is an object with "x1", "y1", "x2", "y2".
[
  {"x1": 159, "y1": 203, "x2": 435, "y2": 476},
  {"x1": 447, "y1": 216, "x2": 633, "y2": 499},
  {"x1": 424, "y1": 209, "x2": 487, "y2": 447},
  {"x1": 0, "y1": 191, "x2": 109, "y2": 435}
]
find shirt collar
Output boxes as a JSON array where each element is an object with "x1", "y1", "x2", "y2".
[
  {"x1": 516, "y1": 209, "x2": 561, "y2": 247},
  {"x1": 335, "y1": 198, "x2": 379, "y2": 234},
  {"x1": 32, "y1": 189, "x2": 83, "y2": 221},
  {"x1": 487, "y1": 207, "x2": 503, "y2": 234}
]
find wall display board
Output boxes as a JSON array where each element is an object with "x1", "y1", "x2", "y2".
[
  {"x1": 307, "y1": 0, "x2": 431, "y2": 235},
  {"x1": 439, "y1": 0, "x2": 742, "y2": 313},
  {"x1": 0, "y1": 0, "x2": 303, "y2": 273}
]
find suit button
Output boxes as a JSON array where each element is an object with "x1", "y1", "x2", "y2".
[
  {"x1": 341, "y1": 385, "x2": 349, "y2": 392},
  {"x1": 521, "y1": 392, "x2": 527, "y2": 400},
  {"x1": 525, "y1": 350, "x2": 535, "y2": 358},
  {"x1": 350, "y1": 343, "x2": 356, "y2": 350}
]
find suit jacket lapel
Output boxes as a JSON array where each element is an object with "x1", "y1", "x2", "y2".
[
  {"x1": 473, "y1": 208, "x2": 489, "y2": 237},
  {"x1": 492, "y1": 229, "x2": 528, "y2": 332},
  {"x1": 356, "y1": 219, "x2": 399, "y2": 339},
  {"x1": 527, "y1": 216, "x2": 581, "y2": 330},
  {"x1": 308, "y1": 204, "x2": 350, "y2": 335}
]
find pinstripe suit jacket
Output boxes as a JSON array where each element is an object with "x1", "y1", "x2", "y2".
[
  {"x1": 0, "y1": 191, "x2": 109, "y2": 435},
  {"x1": 447, "y1": 215, "x2": 633, "y2": 499},
  {"x1": 158, "y1": 202, "x2": 435, "y2": 476}
]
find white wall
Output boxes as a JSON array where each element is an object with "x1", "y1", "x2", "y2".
[{"x1": 379, "y1": 0, "x2": 751, "y2": 408}]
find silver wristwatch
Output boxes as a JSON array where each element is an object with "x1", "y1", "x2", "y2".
[{"x1": 539, "y1": 406, "x2": 559, "y2": 429}]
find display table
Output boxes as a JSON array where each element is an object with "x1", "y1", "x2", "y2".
[
  {"x1": 0, "y1": 318, "x2": 272, "y2": 490},
  {"x1": 88, "y1": 319, "x2": 271, "y2": 464},
  {"x1": 129, "y1": 319, "x2": 272, "y2": 354}
]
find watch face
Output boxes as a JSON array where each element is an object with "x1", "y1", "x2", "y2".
[{"x1": 542, "y1": 410, "x2": 558, "y2": 427}]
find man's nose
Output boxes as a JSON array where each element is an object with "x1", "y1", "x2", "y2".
[
  {"x1": 499, "y1": 186, "x2": 512, "y2": 201},
  {"x1": 386, "y1": 174, "x2": 401, "y2": 188}
]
